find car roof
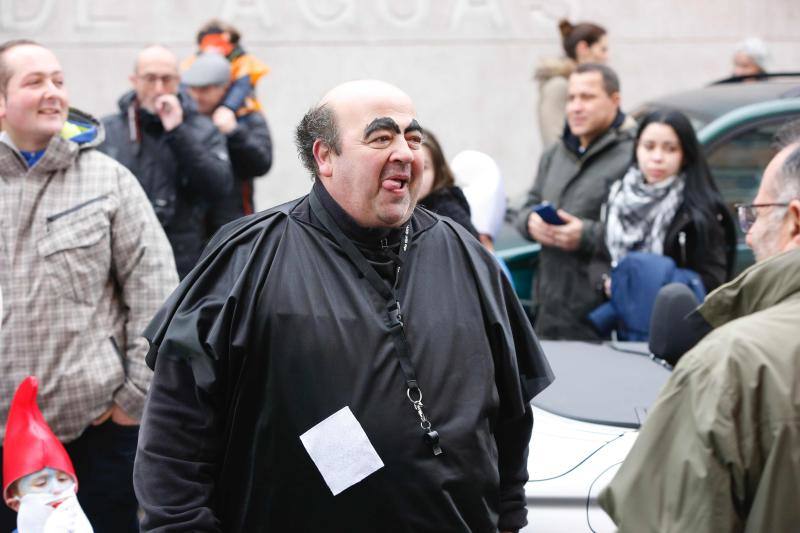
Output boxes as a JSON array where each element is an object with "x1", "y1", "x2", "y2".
[
  {"x1": 634, "y1": 75, "x2": 800, "y2": 129},
  {"x1": 533, "y1": 341, "x2": 671, "y2": 429}
]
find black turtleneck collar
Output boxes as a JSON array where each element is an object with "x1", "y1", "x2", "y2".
[{"x1": 312, "y1": 180, "x2": 406, "y2": 250}]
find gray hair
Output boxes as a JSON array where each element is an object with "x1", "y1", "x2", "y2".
[
  {"x1": 735, "y1": 37, "x2": 769, "y2": 70},
  {"x1": 773, "y1": 119, "x2": 800, "y2": 150},
  {"x1": 295, "y1": 103, "x2": 340, "y2": 180},
  {"x1": 774, "y1": 142, "x2": 800, "y2": 203}
]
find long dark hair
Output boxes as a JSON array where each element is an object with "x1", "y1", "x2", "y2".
[
  {"x1": 634, "y1": 108, "x2": 725, "y2": 250},
  {"x1": 559, "y1": 19, "x2": 606, "y2": 61},
  {"x1": 422, "y1": 131, "x2": 456, "y2": 196}
]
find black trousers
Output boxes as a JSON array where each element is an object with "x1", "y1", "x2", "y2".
[{"x1": 0, "y1": 420, "x2": 139, "y2": 533}]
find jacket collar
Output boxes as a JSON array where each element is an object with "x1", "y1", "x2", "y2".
[
  {"x1": 699, "y1": 247, "x2": 800, "y2": 327},
  {"x1": 0, "y1": 108, "x2": 103, "y2": 176},
  {"x1": 562, "y1": 109, "x2": 631, "y2": 158}
]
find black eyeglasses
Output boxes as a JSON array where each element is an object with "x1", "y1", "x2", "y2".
[{"x1": 735, "y1": 203, "x2": 791, "y2": 233}]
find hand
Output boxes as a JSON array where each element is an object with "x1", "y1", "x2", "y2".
[
  {"x1": 526, "y1": 209, "x2": 583, "y2": 251},
  {"x1": 478, "y1": 234, "x2": 495, "y2": 252},
  {"x1": 526, "y1": 211, "x2": 555, "y2": 245},
  {"x1": 212, "y1": 106, "x2": 238, "y2": 134},
  {"x1": 93, "y1": 404, "x2": 139, "y2": 426},
  {"x1": 550, "y1": 209, "x2": 583, "y2": 251},
  {"x1": 155, "y1": 94, "x2": 184, "y2": 131}
]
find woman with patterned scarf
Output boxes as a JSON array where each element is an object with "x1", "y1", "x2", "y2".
[{"x1": 601, "y1": 109, "x2": 737, "y2": 296}]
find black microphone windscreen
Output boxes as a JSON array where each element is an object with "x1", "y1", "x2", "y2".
[{"x1": 649, "y1": 283, "x2": 712, "y2": 366}]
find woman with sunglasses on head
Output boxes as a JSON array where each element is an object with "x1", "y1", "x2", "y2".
[{"x1": 602, "y1": 108, "x2": 737, "y2": 293}]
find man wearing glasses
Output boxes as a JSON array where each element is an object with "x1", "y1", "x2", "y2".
[
  {"x1": 600, "y1": 138, "x2": 800, "y2": 532},
  {"x1": 99, "y1": 45, "x2": 233, "y2": 278}
]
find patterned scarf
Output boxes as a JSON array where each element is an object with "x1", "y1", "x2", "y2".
[{"x1": 605, "y1": 167, "x2": 685, "y2": 265}]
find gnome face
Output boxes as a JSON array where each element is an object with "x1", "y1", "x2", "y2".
[
  {"x1": 3, "y1": 376, "x2": 79, "y2": 509},
  {"x1": 8, "y1": 467, "x2": 75, "y2": 510},
  {"x1": 11, "y1": 469, "x2": 90, "y2": 533}
]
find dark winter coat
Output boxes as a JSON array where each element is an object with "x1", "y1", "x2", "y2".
[
  {"x1": 207, "y1": 110, "x2": 273, "y2": 236},
  {"x1": 98, "y1": 91, "x2": 233, "y2": 278},
  {"x1": 134, "y1": 182, "x2": 554, "y2": 532},
  {"x1": 515, "y1": 112, "x2": 637, "y2": 340},
  {"x1": 418, "y1": 185, "x2": 480, "y2": 239},
  {"x1": 660, "y1": 201, "x2": 737, "y2": 292}
]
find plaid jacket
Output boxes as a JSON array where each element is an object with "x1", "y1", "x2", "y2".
[{"x1": 0, "y1": 108, "x2": 178, "y2": 442}]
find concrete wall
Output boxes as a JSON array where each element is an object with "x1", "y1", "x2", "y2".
[{"x1": 2, "y1": 0, "x2": 798, "y2": 206}]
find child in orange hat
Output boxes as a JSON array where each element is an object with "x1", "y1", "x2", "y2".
[{"x1": 181, "y1": 19, "x2": 269, "y2": 117}]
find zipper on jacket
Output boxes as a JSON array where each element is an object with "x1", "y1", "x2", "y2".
[
  {"x1": 109, "y1": 336, "x2": 127, "y2": 371},
  {"x1": 678, "y1": 231, "x2": 687, "y2": 266},
  {"x1": 46, "y1": 194, "x2": 108, "y2": 223}
]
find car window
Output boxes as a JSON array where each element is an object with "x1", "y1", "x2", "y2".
[{"x1": 706, "y1": 116, "x2": 799, "y2": 227}]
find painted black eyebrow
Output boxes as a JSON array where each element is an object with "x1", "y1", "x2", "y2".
[
  {"x1": 404, "y1": 119, "x2": 423, "y2": 134},
  {"x1": 363, "y1": 117, "x2": 401, "y2": 138}
]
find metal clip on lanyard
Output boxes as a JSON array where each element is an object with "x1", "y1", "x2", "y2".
[{"x1": 309, "y1": 191, "x2": 443, "y2": 456}]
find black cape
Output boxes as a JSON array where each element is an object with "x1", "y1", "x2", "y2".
[{"x1": 135, "y1": 186, "x2": 554, "y2": 532}]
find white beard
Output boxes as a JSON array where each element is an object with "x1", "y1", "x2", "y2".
[{"x1": 16, "y1": 491, "x2": 93, "y2": 533}]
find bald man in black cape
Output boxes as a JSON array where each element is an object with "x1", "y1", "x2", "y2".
[{"x1": 134, "y1": 80, "x2": 554, "y2": 533}]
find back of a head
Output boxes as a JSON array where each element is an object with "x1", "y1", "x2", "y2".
[
  {"x1": 197, "y1": 19, "x2": 241, "y2": 45},
  {"x1": 182, "y1": 52, "x2": 231, "y2": 88},
  {"x1": 451, "y1": 150, "x2": 505, "y2": 238},
  {"x1": 558, "y1": 19, "x2": 606, "y2": 61},
  {"x1": 735, "y1": 37, "x2": 769, "y2": 71},
  {"x1": 649, "y1": 283, "x2": 711, "y2": 366}
]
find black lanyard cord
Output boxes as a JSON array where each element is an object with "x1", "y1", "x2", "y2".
[{"x1": 308, "y1": 190, "x2": 443, "y2": 455}]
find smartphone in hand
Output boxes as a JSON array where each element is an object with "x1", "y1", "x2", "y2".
[{"x1": 532, "y1": 202, "x2": 566, "y2": 225}]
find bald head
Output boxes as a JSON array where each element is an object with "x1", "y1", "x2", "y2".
[
  {"x1": 129, "y1": 45, "x2": 180, "y2": 112},
  {"x1": 320, "y1": 79, "x2": 415, "y2": 111},
  {"x1": 296, "y1": 80, "x2": 418, "y2": 179},
  {"x1": 134, "y1": 45, "x2": 177, "y2": 74},
  {"x1": 296, "y1": 79, "x2": 424, "y2": 227}
]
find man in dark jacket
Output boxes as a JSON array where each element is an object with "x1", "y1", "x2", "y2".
[
  {"x1": 182, "y1": 52, "x2": 273, "y2": 235},
  {"x1": 516, "y1": 63, "x2": 636, "y2": 340},
  {"x1": 98, "y1": 45, "x2": 233, "y2": 278},
  {"x1": 133, "y1": 79, "x2": 554, "y2": 533}
]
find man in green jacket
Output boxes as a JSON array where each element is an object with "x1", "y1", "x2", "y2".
[
  {"x1": 516, "y1": 63, "x2": 636, "y2": 340},
  {"x1": 599, "y1": 139, "x2": 800, "y2": 532}
]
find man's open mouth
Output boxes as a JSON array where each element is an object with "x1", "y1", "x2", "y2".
[{"x1": 382, "y1": 176, "x2": 409, "y2": 192}]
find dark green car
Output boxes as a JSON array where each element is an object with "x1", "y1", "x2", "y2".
[{"x1": 497, "y1": 75, "x2": 800, "y2": 305}]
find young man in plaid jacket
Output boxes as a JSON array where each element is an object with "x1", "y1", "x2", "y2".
[{"x1": 0, "y1": 40, "x2": 178, "y2": 532}]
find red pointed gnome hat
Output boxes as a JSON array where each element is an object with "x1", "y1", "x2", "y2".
[{"x1": 2, "y1": 376, "x2": 77, "y2": 505}]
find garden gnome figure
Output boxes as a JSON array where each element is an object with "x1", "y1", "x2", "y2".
[{"x1": 2, "y1": 377, "x2": 92, "y2": 533}]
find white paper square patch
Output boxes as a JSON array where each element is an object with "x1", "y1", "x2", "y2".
[{"x1": 299, "y1": 406, "x2": 384, "y2": 496}]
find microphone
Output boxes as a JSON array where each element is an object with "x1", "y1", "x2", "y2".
[{"x1": 649, "y1": 283, "x2": 712, "y2": 366}]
